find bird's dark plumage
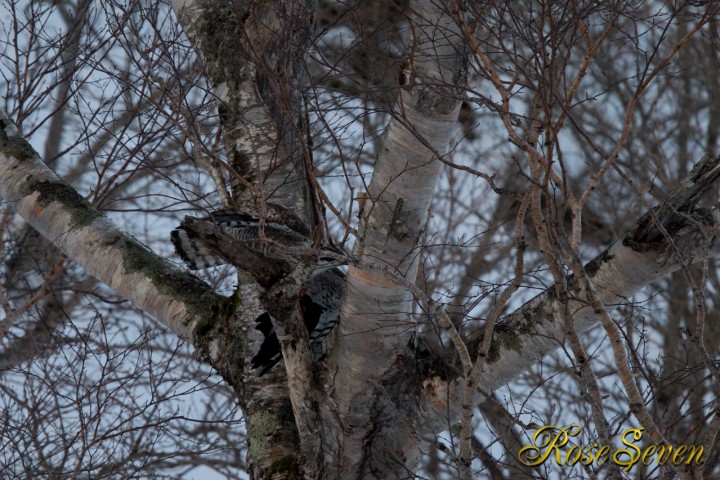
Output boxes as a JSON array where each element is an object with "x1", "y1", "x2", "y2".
[
  {"x1": 171, "y1": 206, "x2": 313, "y2": 270},
  {"x1": 171, "y1": 204, "x2": 346, "y2": 376},
  {"x1": 250, "y1": 268, "x2": 345, "y2": 376}
]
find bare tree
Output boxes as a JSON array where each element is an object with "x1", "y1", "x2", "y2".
[{"x1": 2, "y1": 0, "x2": 720, "y2": 479}]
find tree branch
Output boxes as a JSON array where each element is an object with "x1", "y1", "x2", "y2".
[
  {"x1": 417, "y1": 153, "x2": 720, "y2": 436},
  {"x1": 0, "y1": 109, "x2": 301, "y2": 479},
  {"x1": 0, "y1": 113, "x2": 225, "y2": 343}
]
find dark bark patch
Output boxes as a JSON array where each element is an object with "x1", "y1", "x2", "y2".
[
  {"x1": 389, "y1": 198, "x2": 416, "y2": 241},
  {"x1": 263, "y1": 455, "x2": 300, "y2": 480},
  {"x1": 582, "y1": 246, "x2": 615, "y2": 278},
  {"x1": 105, "y1": 231, "x2": 224, "y2": 329},
  {"x1": 196, "y1": 4, "x2": 246, "y2": 85},
  {"x1": 19, "y1": 176, "x2": 101, "y2": 228},
  {"x1": 627, "y1": 154, "x2": 720, "y2": 245},
  {"x1": 415, "y1": 87, "x2": 457, "y2": 116},
  {"x1": 0, "y1": 120, "x2": 35, "y2": 161},
  {"x1": 689, "y1": 153, "x2": 720, "y2": 183},
  {"x1": 487, "y1": 322, "x2": 523, "y2": 364}
]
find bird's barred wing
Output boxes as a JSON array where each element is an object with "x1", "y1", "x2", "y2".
[
  {"x1": 170, "y1": 206, "x2": 347, "y2": 376},
  {"x1": 171, "y1": 227, "x2": 225, "y2": 270},
  {"x1": 307, "y1": 269, "x2": 344, "y2": 359},
  {"x1": 171, "y1": 209, "x2": 311, "y2": 270}
]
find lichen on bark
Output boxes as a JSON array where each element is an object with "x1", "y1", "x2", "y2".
[
  {"x1": 19, "y1": 176, "x2": 101, "y2": 228},
  {"x1": 0, "y1": 119, "x2": 35, "y2": 161}
]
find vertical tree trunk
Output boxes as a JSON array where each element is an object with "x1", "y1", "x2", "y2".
[
  {"x1": 170, "y1": 1, "x2": 319, "y2": 477},
  {"x1": 330, "y1": 1, "x2": 469, "y2": 477}
]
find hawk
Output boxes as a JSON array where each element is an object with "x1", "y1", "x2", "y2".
[
  {"x1": 171, "y1": 203, "x2": 345, "y2": 376},
  {"x1": 171, "y1": 204, "x2": 338, "y2": 268}
]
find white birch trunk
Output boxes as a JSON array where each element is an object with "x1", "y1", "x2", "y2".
[
  {"x1": 329, "y1": 1, "x2": 469, "y2": 476},
  {"x1": 5, "y1": 2, "x2": 720, "y2": 478},
  {"x1": 169, "y1": 2, "x2": 320, "y2": 477}
]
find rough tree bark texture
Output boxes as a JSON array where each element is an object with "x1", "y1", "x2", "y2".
[
  {"x1": 169, "y1": 0, "x2": 474, "y2": 477},
  {"x1": 0, "y1": 115, "x2": 223, "y2": 342},
  {"x1": 417, "y1": 154, "x2": 720, "y2": 431},
  {"x1": 329, "y1": 0, "x2": 469, "y2": 477},
  {"x1": 170, "y1": 1, "x2": 321, "y2": 477},
  {"x1": 170, "y1": 0, "x2": 316, "y2": 217},
  {"x1": 5, "y1": 1, "x2": 720, "y2": 479},
  {"x1": 5, "y1": 112, "x2": 720, "y2": 479}
]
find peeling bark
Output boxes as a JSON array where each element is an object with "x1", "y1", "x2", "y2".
[
  {"x1": 329, "y1": 1, "x2": 470, "y2": 477},
  {"x1": 170, "y1": 2, "x2": 322, "y2": 477},
  {"x1": 6, "y1": 2, "x2": 720, "y2": 479}
]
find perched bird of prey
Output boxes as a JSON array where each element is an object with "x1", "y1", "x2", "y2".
[
  {"x1": 171, "y1": 203, "x2": 345, "y2": 376},
  {"x1": 171, "y1": 204, "x2": 340, "y2": 269}
]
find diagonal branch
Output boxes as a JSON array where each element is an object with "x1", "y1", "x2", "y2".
[
  {"x1": 417, "y1": 153, "x2": 720, "y2": 434},
  {"x1": 0, "y1": 112, "x2": 224, "y2": 349},
  {"x1": 0, "y1": 110, "x2": 301, "y2": 478}
]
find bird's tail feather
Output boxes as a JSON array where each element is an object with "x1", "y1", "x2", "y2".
[{"x1": 171, "y1": 227, "x2": 226, "y2": 269}]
